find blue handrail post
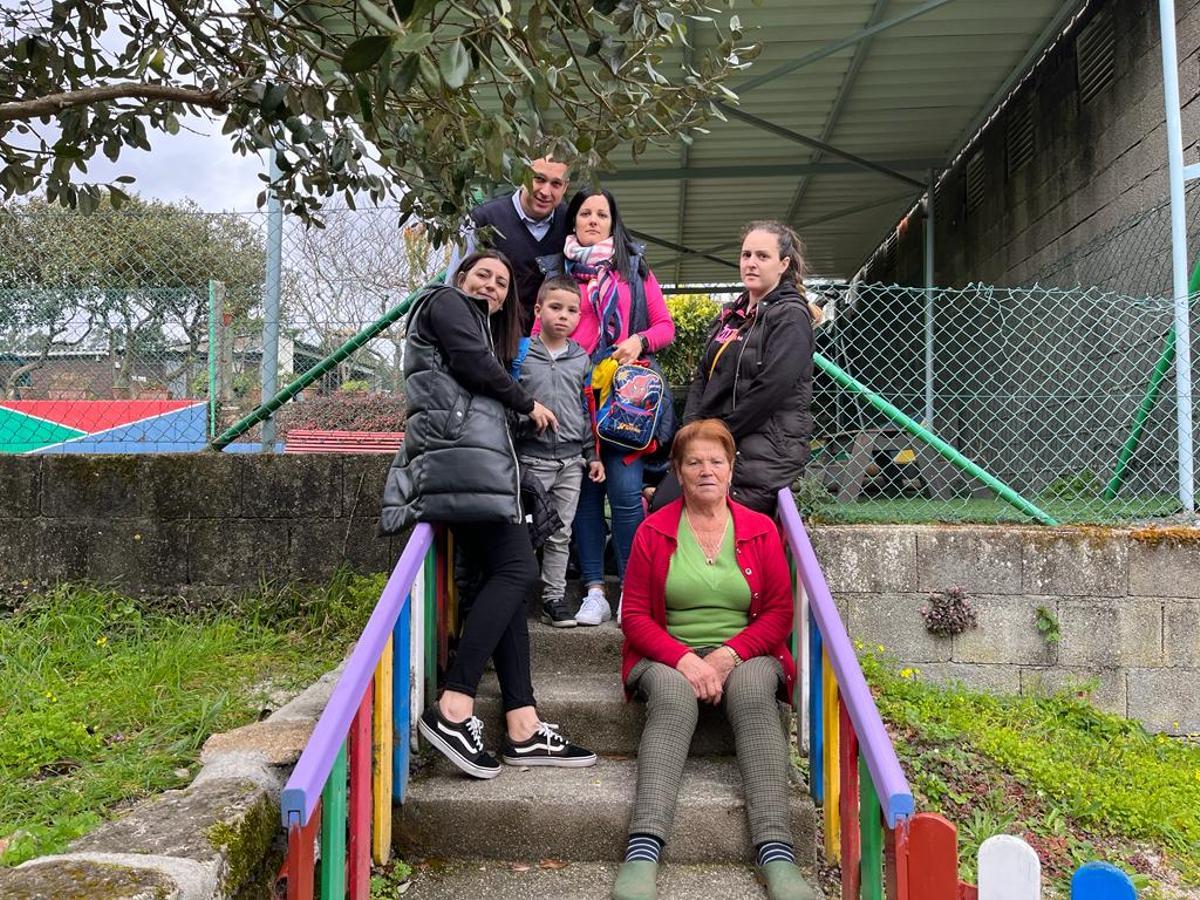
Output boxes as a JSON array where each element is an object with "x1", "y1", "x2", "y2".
[{"x1": 393, "y1": 595, "x2": 412, "y2": 802}]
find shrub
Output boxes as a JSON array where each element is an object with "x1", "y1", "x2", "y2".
[
  {"x1": 657, "y1": 293, "x2": 722, "y2": 386},
  {"x1": 921, "y1": 585, "x2": 978, "y2": 637},
  {"x1": 274, "y1": 392, "x2": 406, "y2": 436},
  {"x1": 1041, "y1": 469, "x2": 1103, "y2": 500},
  {"x1": 793, "y1": 473, "x2": 834, "y2": 520}
]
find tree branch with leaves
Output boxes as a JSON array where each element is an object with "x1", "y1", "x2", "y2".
[{"x1": 0, "y1": 0, "x2": 757, "y2": 237}]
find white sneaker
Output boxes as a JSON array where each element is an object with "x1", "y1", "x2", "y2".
[{"x1": 575, "y1": 588, "x2": 612, "y2": 626}]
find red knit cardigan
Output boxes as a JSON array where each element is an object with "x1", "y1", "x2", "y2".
[{"x1": 620, "y1": 497, "x2": 796, "y2": 699}]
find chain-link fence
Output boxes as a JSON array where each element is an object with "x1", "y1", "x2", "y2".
[
  {"x1": 0, "y1": 202, "x2": 445, "y2": 453},
  {"x1": 809, "y1": 281, "x2": 1196, "y2": 524},
  {"x1": 2, "y1": 200, "x2": 1196, "y2": 524}
]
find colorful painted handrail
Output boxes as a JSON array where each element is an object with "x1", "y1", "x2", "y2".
[
  {"x1": 777, "y1": 488, "x2": 914, "y2": 827},
  {"x1": 277, "y1": 521, "x2": 447, "y2": 899},
  {"x1": 777, "y1": 488, "x2": 1140, "y2": 899}
]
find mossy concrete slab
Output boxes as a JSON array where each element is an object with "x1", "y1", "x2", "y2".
[
  {"x1": 68, "y1": 779, "x2": 276, "y2": 894},
  {"x1": 0, "y1": 858, "x2": 177, "y2": 899},
  {"x1": 201, "y1": 720, "x2": 315, "y2": 767}
]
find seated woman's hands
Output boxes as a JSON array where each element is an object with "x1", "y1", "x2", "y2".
[{"x1": 675, "y1": 651, "x2": 733, "y2": 704}]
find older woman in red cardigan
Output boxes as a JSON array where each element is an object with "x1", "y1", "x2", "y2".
[{"x1": 614, "y1": 419, "x2": 816, "y2": 900}]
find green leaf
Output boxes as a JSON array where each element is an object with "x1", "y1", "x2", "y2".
[
  {"x1": 341, "y1": 35, "x2": 392, "y2": 74},
  {"x1": 393, "y1": 30, "x2": 432, "y2": 53},
  {"x1": 439, "y1": 39, "x2": 470, "y2": 89},
  {"x1": 391, "y1": 54, "x2": 421, "y2": 93},
  {"x1": 655, "y1": 10, "x2": 674, "y2": 29}
]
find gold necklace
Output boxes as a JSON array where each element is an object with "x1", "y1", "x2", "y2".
[{"x1": 685, "y1": 508, "x2": 730, "y2": 566}]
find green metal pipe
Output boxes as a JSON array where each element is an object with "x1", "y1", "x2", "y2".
[
  {"x1": 813, "y1": 351, "x2": 1058, "y2": 525},
  {"x1": 1104, "y1": 259, "x2": 1200, "y2": 500},
  {"x1": 209, "y1": 272, "x2": 445, "y2": 451}
]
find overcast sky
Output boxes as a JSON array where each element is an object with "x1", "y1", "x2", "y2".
[{"x1": 83, "y1": 114, "x2": 267, "y2": 212}]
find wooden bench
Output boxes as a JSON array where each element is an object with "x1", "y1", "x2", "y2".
[{"x1": 283, "y1": 429, "x2": 404, "y2": 454}]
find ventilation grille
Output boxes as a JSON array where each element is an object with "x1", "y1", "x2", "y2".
[
  {"x1": 966, "y1": 150, "x2": 986, "y2": 211},
  {"x1": 1006, "y1": 97, "x2": 1035, "y2": 176},
  {"x1": 1076, "y1": 8, "x2": 1116, "y2": 105}
]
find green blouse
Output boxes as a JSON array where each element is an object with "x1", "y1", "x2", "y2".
[{"x1": 665, "y1": 513, "x2": 751, "y2": 648}]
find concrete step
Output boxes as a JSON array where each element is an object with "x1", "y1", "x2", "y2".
[
  {"x1": 527, "y1": 616, "x2": 623, "y2": 676},
  {"x1": 472, "y1": 671, "x2": 793, "y2": 757},
  {"x1": 395, "y1": 757, "x2": 817, "y2": 864},
  {"x1": 401, "y1": 859, "x2": 827, "y2": 899}
]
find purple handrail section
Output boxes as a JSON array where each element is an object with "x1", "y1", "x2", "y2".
[
  {"x1": 777, "y1": 488, "x2": 914, "y2": 828},
  {"x1": 280, "y1": 522, "x2": 435, "y2": 828}
]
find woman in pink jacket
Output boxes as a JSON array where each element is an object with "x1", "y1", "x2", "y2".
[
  {"x1": 534, "y1": 187, "x2": 675, "y2": 626},
  {"x1": 614, "y1": 419, "x2": 814, "y2": 900}
]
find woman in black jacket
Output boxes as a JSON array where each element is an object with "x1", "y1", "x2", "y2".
[
  {"x1": 381, "y1": 250, "x2": 596, "y2": 779},
  {"x1": 678, "y1": 221, "x2": 815, "y2": 516}
]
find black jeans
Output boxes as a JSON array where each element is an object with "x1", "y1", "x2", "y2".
[{"x1": 443, "y1": 521, "x2": 539, "y2": 712}]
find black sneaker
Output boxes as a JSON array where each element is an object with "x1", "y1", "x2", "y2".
[
  {"x1": 541, "y1": 597, "x2": 577, "y2": 628},
  {"x1": 417, "y1": 706, "x2": 501, "y2": 779},
  {"x1": 500, "y1": 722, "x2": 598, "y2": 768}
]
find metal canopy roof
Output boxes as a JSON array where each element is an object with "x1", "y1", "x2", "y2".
[{"x1": 601, "y1": 0, "x2": 1083, "y2": 285}]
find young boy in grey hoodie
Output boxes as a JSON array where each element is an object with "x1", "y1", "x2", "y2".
[{"x1": 513, "y1": 276, "x2": 606, "y2": 627}]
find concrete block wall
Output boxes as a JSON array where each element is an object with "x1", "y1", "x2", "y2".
[
  {"x1": 0, "y1": 453, "x2": 401, "y2": 594},
  {"x1": 811, "y1": 524, "x2": 1200, "y2": 735},
  {"x1": 864, "y1": 0, "x2": 1200, "y2": 294}
]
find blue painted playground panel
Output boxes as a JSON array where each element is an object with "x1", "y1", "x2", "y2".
[{"x1": 1071, "y1": 861, "x2": 1137, "y2": 899}]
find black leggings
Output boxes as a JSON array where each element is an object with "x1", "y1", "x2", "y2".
[{"x1": 443, "y1": 521, "x2": 539, "y2": 712}]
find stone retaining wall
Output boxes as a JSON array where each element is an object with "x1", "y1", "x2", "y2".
[
  {"x1": 811, "y1": 525, "x2": 1200, "y2": 735},
  {"x1": 1, "y1": 455, "x2": 1196, "y2": 733},
  {"x1": 0, "y1": 454, "x2": 401, "y2": 594}
]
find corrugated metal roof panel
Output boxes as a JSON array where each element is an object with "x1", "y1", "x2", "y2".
[{"x1": 593, "y1": 0, "x2": 1083, "y2": 283}]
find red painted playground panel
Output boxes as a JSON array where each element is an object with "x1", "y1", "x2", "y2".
[{"x1": 0, "y1": 400, "x2": 200, "y2": 433}]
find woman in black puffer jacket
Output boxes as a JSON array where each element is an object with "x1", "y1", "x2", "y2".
[
  {"x1": 381, "y1": 249, "x2": 595, "y2": 781},
  {"x1": 673, "y1": 221, "x2": 815, "y2": 517}
]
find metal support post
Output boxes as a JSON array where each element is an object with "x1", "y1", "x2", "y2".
[
  {"x1": 208, "y1": 280, "x2": 219, "y2": 439},
  {"x1": 1158, "y1": 0, "x2": 1195, "y2": 511},
  {"x1": 923, "y1": 169, "x2": 935, "y2": 430},
  {"x1": 261, "y1": 151, "x2": 284, "y2": 452}
]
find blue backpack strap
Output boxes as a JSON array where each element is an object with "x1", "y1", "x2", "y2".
[{"x1": 510, "y1": 336, "x2": 532, "y2": 379}]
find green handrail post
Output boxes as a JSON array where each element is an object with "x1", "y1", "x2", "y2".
[
  {"x1": 208, "y1": 271, "x2": 445, "y2": 451},
  {"x1": 813, "y1": 351, "x2": 1058, "y2": 525},
  {"x1": 1104, "y1": 259, "x2": 1200, "y2": 500}
]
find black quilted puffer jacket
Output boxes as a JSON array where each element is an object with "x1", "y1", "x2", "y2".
[{"x1": 380, "y1": 285, "x2": 532, "y2": 533}]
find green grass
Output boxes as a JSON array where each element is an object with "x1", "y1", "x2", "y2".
[
  {"x1": 864, "y1": 653, "x2": 1200, "y2": 897},
  {"x1": 0, "y1": 573, "x2": 384, "y2": 866},
  {"x1": 806, "y1": 495, "x2": 1182, "y2": 525}
]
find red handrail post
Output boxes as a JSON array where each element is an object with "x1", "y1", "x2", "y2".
[
  {"x1": 283, "y1": 805, "x2": 321, "y2": 900},
  {"x1": 348, "y1": 683, "x2": 373, "y2": 899},
  {"x1": 839, "y1": 699, "x2": 861, "y2": 900}
]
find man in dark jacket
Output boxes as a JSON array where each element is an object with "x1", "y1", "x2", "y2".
[{"x1": 448, "y1": 157, "x2": 571, "y2": 333}]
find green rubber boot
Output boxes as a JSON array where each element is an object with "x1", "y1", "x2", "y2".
[
  {"x1": 759, "y1": 860, "x2": 820, "y2": 900},
  {"x1": 611, "y1": 860, "x2": 658, "y2": 900}
]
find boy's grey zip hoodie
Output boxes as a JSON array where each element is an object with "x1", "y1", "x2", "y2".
[{"x1": 513, "y1": 336, "x2": 598, "y2": 464}]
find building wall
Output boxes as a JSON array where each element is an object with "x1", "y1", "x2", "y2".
[{"x1": 861, "y1": 0, "x2": 1200, "y2": 296}]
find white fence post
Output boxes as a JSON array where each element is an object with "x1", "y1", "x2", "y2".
[{"x1": 978, "y1": 834, "x2": 1040, "y2": 900}]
